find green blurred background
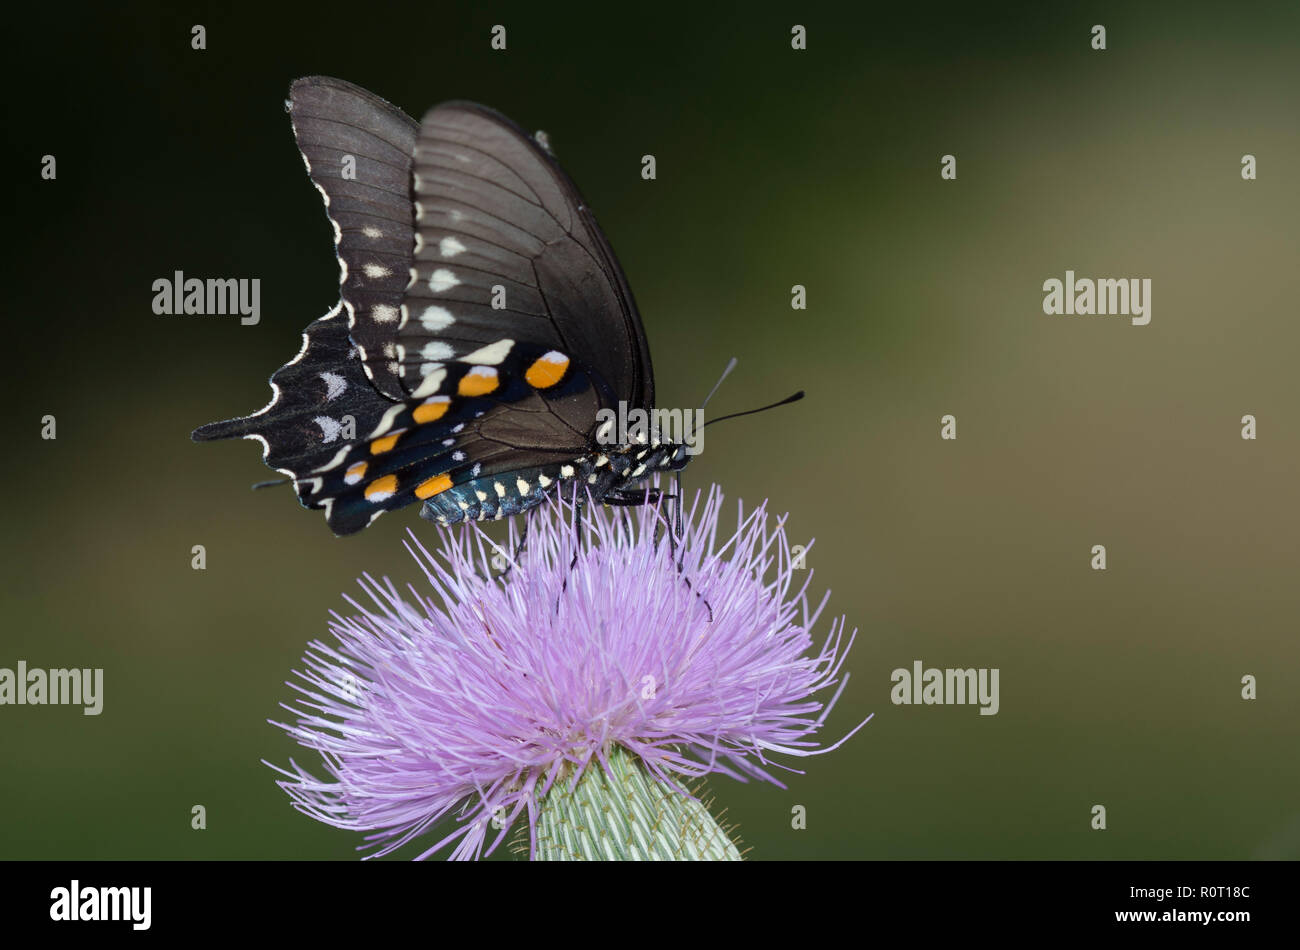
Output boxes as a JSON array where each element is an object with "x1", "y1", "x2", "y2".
[{"x1": 4, "y1": 1, "x2": 1297, "y2": 859}]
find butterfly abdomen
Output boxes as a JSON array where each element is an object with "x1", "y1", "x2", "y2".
[{"x1": 419, "y1": 442, "x2": 690, "y2": 526}]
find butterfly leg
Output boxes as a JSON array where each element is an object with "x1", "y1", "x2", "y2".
[
  {"x1": 603, "y1": 487, "x2": 665, "y2": 506},
  {"x1": 492, "y1": 513, "x2": 531, "y2": 582},
  {"x1": 603, "y1": 485, "x2": 671, "y2": 549},
  {"x1": 669, "y1": 470, "x2": 712, "y2": 622},
  {"x1": 671, "y1": 471, "x2": 686, "y2": 566},
  {"x1": 574, "y1": 484, "x2": 712, "y2": 621},
  {"x1": 556, "y1": 503, "x2": 586, "y2": 609}
]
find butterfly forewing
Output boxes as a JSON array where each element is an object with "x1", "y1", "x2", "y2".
[
  {"x1": 286, "y1": 76, "x2": 418, "y2": 401},
  {"x1": 401, "y1": 102, "x2": 654, "y2": 410}
]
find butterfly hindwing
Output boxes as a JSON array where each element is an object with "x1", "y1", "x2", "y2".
[
  {"x1": 191, "y1": 305, "x2": 398, "y2": 509},
  {"x1": 301, "y1": 348, "x2": 606, "y2": 534}
]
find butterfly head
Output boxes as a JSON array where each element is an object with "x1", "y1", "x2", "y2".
[
  {"x1": 592, "y1": 438, "x2": 692, "y2": 484},
  {"x1": 643, "y1": 439, "x2": 693, "y2": 474}
]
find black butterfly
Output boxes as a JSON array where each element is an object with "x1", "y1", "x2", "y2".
[{"x1": 194, "y1": 77, "x2": 695, "y2": 536}]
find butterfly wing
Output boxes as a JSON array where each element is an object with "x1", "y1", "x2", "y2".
[
  {"x1": 194, "y1": 79, "x2": 656, "y2": 535},
  {"x1": 398, "y1": 101, "x2": 654, "y2": 411},
  {"x1": 190, "y1": 304, "x2": 397, "y2": 520},
  {"x1": 286, "y1": 76, "x2": 419, "y2": 400}
]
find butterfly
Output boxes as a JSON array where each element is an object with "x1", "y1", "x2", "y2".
[{"x1": 194, "y1": 76, "x2": 698, "y2": 536}]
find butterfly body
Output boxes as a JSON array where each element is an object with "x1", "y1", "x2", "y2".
[
  {"x1": 194, "y1": 77, "x2": 683, "y2": 536},
  {"x1": 420, "y1": 441, "x2": 690, "y2": 525}
]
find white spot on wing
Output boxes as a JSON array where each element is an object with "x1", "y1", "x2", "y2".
[
  {"x1": 319, "y1": 372, "x2": 347, "y2": 400},
  {"x1": 439, "y1": 236, "x2": 467, "y2": 257},
  {"x1": 363, "y1": 263, "x2": 391, "y2": 279},
  {"x1": 412, "y1": 367, "x2": 447, "y2": 399},
  {"x1": 422, "y1": 341, "x2": 455, "y2": 361},
  {"x1": 371, "y1": 304, "x2": 399, "y2": 323},
  {"x1": 311, "y1": 447, "x2": 351, "y2": 473},
  {"x1": 460, "y1": 339, "x2": 514, "y2": 365},
  {"x1": 315, "y1": 416, "x2": 343, "y2": 443},
  {"x1": 367, "y1": 404, "x2": 406, "y2": 439},
  {"x1": 428, "y1": 269, "x2": 460, "y2": 292},
  {"x1": 420, "y1": 306, "x2": 455, "y2": 331}
]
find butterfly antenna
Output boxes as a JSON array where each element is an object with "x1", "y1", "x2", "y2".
[
  {"x1": 700, "y1": 357, "x2": 738, "y2": 411},
  {"x1": 704, "y1": 390, "x2": 804, "y2": 427},
  {"x1": 669, "y1": 358, "x2": 737, "y2": 563}
]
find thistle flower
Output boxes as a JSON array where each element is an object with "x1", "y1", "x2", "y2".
[{"x1": 270, "y1": 484, "x2": 868, "y2": 859}]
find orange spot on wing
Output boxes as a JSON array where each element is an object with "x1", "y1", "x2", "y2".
[
  {"x1": 413, "y1": 397, "x2": 451, "y2": 424},
  {"x1": 364, "y1": 475, "x2": 398, "y2": 500},
  {"x1": 458, "y1": 367, "x2": 499, "y2": 397},
  {"x1": 525, "y1": 353, "x2": 569, "y2": 389},
  {"x1": 370, "y1": 429, "x2": 406, "y2": 454},
  {"x1": 415, "y1": 473, "x2": 454, "y2": 500},
  {"x1": 344, "y1": 461, "x2": 368, "y2": 484}
]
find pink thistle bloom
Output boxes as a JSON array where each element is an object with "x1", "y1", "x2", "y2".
[{"x1": 270, "y1": 485, "x2": 868, "y2": 860}]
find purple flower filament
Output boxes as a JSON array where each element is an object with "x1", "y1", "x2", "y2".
[{"x1": 270, "y1": 484, "x2": 869, "y2": 860}]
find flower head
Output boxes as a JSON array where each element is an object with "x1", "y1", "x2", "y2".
[{"x1": 271, "y1": 484, "x2": 867, "y2": 859}]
